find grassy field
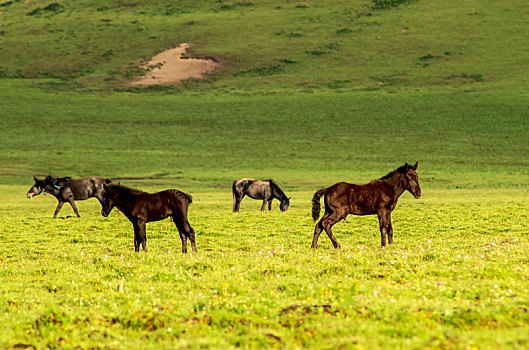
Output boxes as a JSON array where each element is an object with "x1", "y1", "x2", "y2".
[
  {"x1": 1, "y1": 79, "x2": 529, "y2": 189},
  {"x1": 0, "y1": 0, "x2": 527, "y2": 92},
  {"x1": 1, "y1": 186, "x2": 528, "y2": 348},
  {"x1": 1, "y1": 0, "x2": 529, "y2": 348}
]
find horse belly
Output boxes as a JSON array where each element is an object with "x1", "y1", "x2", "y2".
[
  {"x1": 71, "y1": 184, "x2": 92, "y2": 199},
  {"x1": 348, "y1": 195, "x2": 377, "y2": 215},
  {"x1": 350, "y1": 205, "x2": 376, "y2": 216},
  {"x1": 246, "y1": 188, "x2": 267, "y2": 200},
  {"x1": 147, "y1": 214, "x2": 167, "y2": 222},
  {"x1": 146, "y1": 197, "x2": 172, "y2": 222}
]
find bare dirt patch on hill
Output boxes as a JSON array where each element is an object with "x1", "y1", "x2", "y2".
[{"x1": 130, "y1": 43, "x2": 220, "y2": 86}]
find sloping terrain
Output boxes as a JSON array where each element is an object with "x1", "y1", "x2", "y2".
[
  {"x1": 0, "y1": 1, "x2": 528, "y2": 186},
  {"x1": 0, "y1": 0, "x2": 527, "y2": 92}
]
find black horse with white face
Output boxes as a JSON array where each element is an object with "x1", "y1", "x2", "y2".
[
  {"x1": 27, "y1": 175, "x2": 111, "y2": 218},
  {"x1": 232, "y1": 178, "x2": 290, "y2": 212}
]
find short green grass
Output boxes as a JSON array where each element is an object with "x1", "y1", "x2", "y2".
[
  {"x1": 1, "y1": 80, "x2": 529, "y2": 189},
  {"x1": 0, "y1": 0, "x2": 527, "y2": 92},
  {"x1": 1, "y1": 186, "x2": 528, "y2": 348}
]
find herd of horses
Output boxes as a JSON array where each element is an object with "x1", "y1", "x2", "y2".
[{"x1": 27, "y1": 162, "x2": 421, "y2": 253}]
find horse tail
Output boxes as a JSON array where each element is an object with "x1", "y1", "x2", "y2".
[
  {"x1": 232, "y1": 180, "x2": 238, "y2": 209},
  {"x1": 312, "y1": 187, "x2": 328, "y2": 222},
  {"x1": 232, "y1": 180, "x2": 238, "y2": 198},
  {"x1": 168, "y1": 190, "x2": 193, "y2": 220}
]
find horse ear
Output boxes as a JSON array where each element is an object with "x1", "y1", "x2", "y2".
[
  {"x1": 33, "y1": 176, "x2": 38, "y2": 182},
  {"x1": 413, "y1": 161, "x2": 418, "y2": 170},
  {"x1": 404, "y1": 162, "x2": 409, "y2": 168}
]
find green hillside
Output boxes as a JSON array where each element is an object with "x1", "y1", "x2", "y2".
[
  {"x1": 0, "y1": 0, "x2": 527, "y2": 92},
  {"x1": 0, "y1": 0, "x2": 528, "y2": 187}
]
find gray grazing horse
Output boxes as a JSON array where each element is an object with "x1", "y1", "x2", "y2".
[
  {"x1": 232, "y1": 178, "x2": 290, "y2": 212},
  {"x1": 27, "y1": 175, "x2": 111, "y2": 218}
]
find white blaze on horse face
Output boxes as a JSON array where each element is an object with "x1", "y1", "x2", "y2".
[{"x1": 27, "y1": 187, "x2": 40, "y2": 198}]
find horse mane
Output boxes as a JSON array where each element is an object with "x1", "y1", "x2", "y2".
[
  {"x1": 45, "y1": 175, "x2": 71, "y2": 185},
  {"x1": 107, "y1": 183, "x2": 147, "y2": 201},
  {"x1": 379, "y1": 165, "x2": 408, "y2": 180},
  {"x1": 267, "y1": 179, "x2": 287, "y2": 200}
]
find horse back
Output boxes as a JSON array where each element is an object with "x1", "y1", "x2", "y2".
[
  {"x1": 233, "y1": 178, "x2": 256, "y2": 195},
  {"x1": 63, "y1": 177, "x2": 105, "y2": 199},
  {"x1": 246, "y1": 180, "x2": 272, "y2": 199},
  {"x1": 131, "y1": 189, "x2": 192, "y2": 222}
]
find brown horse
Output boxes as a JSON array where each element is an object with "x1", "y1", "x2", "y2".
[
  {"x1": 311, "y1": 162, "x2": 421, "y2": 248},
  {"x1": 101, "y1": 184, "x2": 197, "y2": 253},
  {"x1": 27, "y1": 175, "x2": 111, "y2": 218}
]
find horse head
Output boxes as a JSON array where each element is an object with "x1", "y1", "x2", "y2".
[
  {"x1": 280, "y1": 197, "x2": 290, "y2": 212},
  {"x1": 27, "y1": 176, "x2": 46, "y2": 198},
  {"x1": 101, "y1": 184, "x2": 115, "y2": 217},
  {"x1": 403, "y1": 162, "x2": 421, "y2": 199}
]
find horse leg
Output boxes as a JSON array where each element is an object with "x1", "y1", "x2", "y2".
[
  {"x1": 267, "y1": 199, "x2": 273, "y2": 211},
  {"x1": 378, "y1": 211, "x2": 390, "y2": 247},
  {"x1": 387, "y1": 214, "x2": 394, "y2": 245},
  {"x1": 173, "y1": 219, "x2": 188, "y2": 254},
  {"x1": 311, "y1": 212, "x2": 329, "y2": 249},
  {"x1": 139, "y1": 220, "x2": 147, "y2": 252},
  {"x1": 322, "y1": 212, "x2": 347, "y2": 249},
  {"x1": 174, "y1": 218, "x2": 197, "y2": 253},
  {"x1": 52, "y1": 201, "x2": 65, "y2": 219},
  {"x1": 187, "y1": 223, "x2": 198, "y2": 252},
  {"x1": 233, "y1": 194, "x2": 243, "y2": 213},
  {"x1": 132, "y1": 222, "x2": 141, "y2": 252},
  {"x1": 260, "y1": 198, "x2": 268, "y2": 211},
  {"x1": 232, "y1": 193, "x2": 238, "y2": 212},
  {"x1": 67, "y1": 198, "x2": 81, "y2": 218}
]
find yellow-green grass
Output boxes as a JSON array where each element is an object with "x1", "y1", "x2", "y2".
[{"x1": 1, "y1": 185, "x2": 528, "y2": 348}]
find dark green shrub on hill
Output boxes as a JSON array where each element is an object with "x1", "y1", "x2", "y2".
[{"x1": 372, "y1": 0, "x2": 417, "y2": 10}]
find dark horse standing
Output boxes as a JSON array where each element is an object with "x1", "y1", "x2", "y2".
[
  {"x1": 232, "y1": 178, "x2": 290, "y2": 212},
  {"x1": 27, "y1": 175, "x2": 111, "y2": 218},
  {"x1": 311, "y1": 162, "x2": 421, "y2": 248},
  {"x1": 101, "y1": 184, "x2": 197, "y2": 253}
]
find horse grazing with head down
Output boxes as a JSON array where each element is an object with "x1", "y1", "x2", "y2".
[
  {"x1": 311, "y1": 162, "x2": 422, "y2": 248},
  {"x1": 101, "y1": 183, "x2": 197, "y2": 253},
  {"x1": 27, "y1": 175, "x2": 111, "y2": 218},
  {"x1": 232, "y1": 178, "x2": 290, "y2": 212}
]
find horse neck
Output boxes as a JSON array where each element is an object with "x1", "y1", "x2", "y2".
[
  {"x1": 271, "y1": 184, "x2": 286, "y2": 201},
  {"x1": 381, "y1": 172, "x2": 406, "y2": 199},
  {"x1": 43, "y1": 184, "x2": 60, "y2": 197},
  {"x1": 110, "y1": 189, "x2": 139, "y2": 214},
  {"x1": 56, "y1": 178, "x2": 70, "y2": 186}
]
